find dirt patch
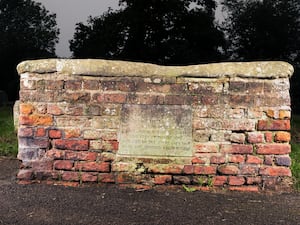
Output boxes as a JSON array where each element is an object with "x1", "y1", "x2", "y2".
[{"x1": 0, "y1": 157, "x2": 300, "y2": 225}]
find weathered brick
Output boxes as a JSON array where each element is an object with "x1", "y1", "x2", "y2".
[
  {"x1": 17, "y1": 169, "x2": 33, "y2": 180},
  {"x1": 65, "y1": 151, "x2": 98, "y2": 161},
  {"x1": 18, "y1": 128, "x2": 34, "y2": 137},
  {"x1": 264, "y1": 155, "x2": 274, "y2": 165},
  {"x1": 173, "y1": 176, "x2": 191, "y2": 184},
  {"x1": 81, "y1": 172, "x2": 98, "y2": 182},
  {"x1": 127, "y1": 93, "x2": 164, "y2": 105},
  {"x1": 54, "y1": 160, "x2": 73, "y2": 170},
  {"x1": 279, "y1": 110, "x2": 291, "y2": 119},
  {"x1": 230, "y1": 133, "x2": 245, "y2": 143},
  {"x1": 228, "y1": 155, "x2": 245, "y2": 163},
  {"x1": 259, "y1": 166, "x2": 292, "y2": 177},
  {"x1": 19, "y1": 114, "x2": 53, "y2": 126},
  {"x1": 229, "y1": 186, "x2": 259, "y2": 192},
  {"x1": 45, "y1": 149, "x2": 65, "y2": 159},
  {"x1": 194, "y1": 166, "x2": 216, "y2": 175},
  {"x1": 111, "y1": 162, "x2": 136, "y2": 172},
  {"x1": 65, "y1": 80, "x2": 82, "y2": 90},
  {"x1": 218, "y1": 165, "x2": 239, "y2": 175},
  {"x1": 264, "y1": 132, "x2": 273, "y2": 142},
  {"x1": 194, "y1": 143, "x2": 218, "y2": 153},
  {"x1": 210, "y1": 155, "x2": 226, "y2": 164},
  {"x1": 20, "y1": 103, "x2": 34, "y2": 115},
  {"x1": 274, "y1": 132, "x2": 290, "y2": 142},
  {"x1": 247, "y1": 132, "x2": 264, "y2": 143},
  {"x1": 75, "y1": 162, "x2": 110, "y2": 172},
  {"x1": 164, "y1": 95, "x2": 185, "y2": 105},
  {"x1": 256, "y1": 144, "x2": 291, "y2": 155},
  {"x1": 83, "y1": 80, "x2": 99, "y2": 90},
  {"x1": 257, "y1": 120, "x2": 290, "y2": 131},
  {"x1": 35, "y1": 128, "x2": 47, "y2": 137},
  {"x1": 220, "y1": 144, "x2": 253, "y2": 154},
  {"x1": 246, "y1": 176, "x2": 262, "y2": 185},
  {"x1": 64, "y1": 129, "x2": 81, "y2": 139},
  {"x1": 49, "y1": 129, "x2": 62, "y2": 139},
  {"x1": 61, "y1": 171, "x2": 80, "y2": 181},
  {"x1": 54, "y1": 139, "x2": 89, "y2": 151},
  {"x1": 98, "y1": 173, "x2": 115, "y2": 183},
  {"x1": 246, "y1": 155, "x2": 263, "y2": 164},
  {"x1": 154, "y1": 175, "x2": 172, "y2": 185},
  {"x1": 83, "y1": 130, "x2": 101, "y2": 140},
  {"x1": 213, "y1": 176, "x2": 228, "y2": 186},
  {"x1": 104, "y1": 93, "x2": 127, "y2": 103},
  {"x1": 228, "y1": 176, "x2": 245, "y2": 186},
  {"x1": 183, "y1": 165, "x2": 194, "y2": 174},
  {"x1": 64, "y1": 92, "x2": 90, "y2": 103},
  {"x1": 239, "y1": 164, "x2": 259, "y2": 175},
  {"x1": 148, "y1": 164, "x2": 183, "y2": 174},
  {"x1": 191, "y1": 157, "x2": 207, "y2": 164},
  {"x1": 275, "y1": 156, "x2": 291, "y2": 167},
  {"x1": 45, "y1": 80, "x2": 64, "y2": 90}
]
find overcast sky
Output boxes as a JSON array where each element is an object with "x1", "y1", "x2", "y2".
[{"x1": 34, "y1": 0, "x2": 120, "y2": 58}]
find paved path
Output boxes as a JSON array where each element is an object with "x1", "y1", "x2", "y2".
[{"x1": 1, "y1": 157, "x2": 300, "y2": 225}]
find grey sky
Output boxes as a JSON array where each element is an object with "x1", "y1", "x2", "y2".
[
  {"x1": 34, "y1": 0, "x2": 120, "y2": 57},
  {"x1": 34, "y1": 0, "x2": 224, "y2": 58}
]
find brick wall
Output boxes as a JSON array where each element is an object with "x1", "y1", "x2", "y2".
[{"x1": 16, "y1": 59, "x2": 294, "y2": 191}]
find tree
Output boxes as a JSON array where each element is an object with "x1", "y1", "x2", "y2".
[
  {"x1": 0, "y1": 0, "x2": 59, "y2": 100},
  {"x1": 221, "y1": 0, "x2": 300, "y2": 62},
  {"x1": 222, "y1": 0, "x2": 300, "y2": 112},
  {"x1": 70, "y1": 0, "x2": 225, "y2": 65}
]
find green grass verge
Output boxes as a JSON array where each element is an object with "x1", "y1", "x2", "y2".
[
  {"x1": 291, "y1": 115, "x2": 300, "y2": 190},
  {"x1": 0, "y1": 106, "x2": 18, "y2": 157}
]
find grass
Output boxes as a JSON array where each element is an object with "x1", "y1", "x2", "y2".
[
  {"x1": 0, "y1": 106, "x2": 18, "y2": 157},
  {"x1": 291, "y1": 115, "x2": 300, "y2": 190}
]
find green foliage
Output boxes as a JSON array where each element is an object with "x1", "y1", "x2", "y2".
[
  {"x1": 291, "y1": 115, "x2": 300, "y2": 190},
  {"x1": 70, "y1": 0, "x2": 225, "y2": 65},
  {"x1": 0, "y1": 0, "x2": 59, "y2": 100},
  {"x1": 182, "y1": 184, "x2": 196, "y2": 192},
  {"x1": 0, "y1": 106, "x2": 18, "y2": 157}
]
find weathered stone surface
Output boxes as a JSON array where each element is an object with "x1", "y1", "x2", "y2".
[{"x1": 17, "y1": 59, "x2": 294, "y2": 79}]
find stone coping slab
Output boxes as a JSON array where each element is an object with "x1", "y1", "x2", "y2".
[{"x1": 17, "y1": 59, "x2": 294, "y2": 79}]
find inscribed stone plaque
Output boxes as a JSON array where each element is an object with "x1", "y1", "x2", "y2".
[{"x1": 119, "y1": 104, "x2": 192, "y2": 157}]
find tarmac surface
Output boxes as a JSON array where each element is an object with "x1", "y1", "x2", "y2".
[{"x1": 1, "y1": 157, "x2": 300, "y2": 225}]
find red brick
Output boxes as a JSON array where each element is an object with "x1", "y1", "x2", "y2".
[
  {"x1": 264, "y1": 132, "x2": 273, "y2": 142},
  {"x1": 220, "y1": 144, "x2": 253, "y2": 154},
  {"x1": 194, "y1": 166, "x2": 216, "y2": 175},
  {"x1": 148, "y1": 164, "x2": 183, "y2": 174},
  {"x1": 228, "y1": 155, "x2": 245, "y2": 163},
  {"x1": 264, "y1": 155, "x2": 274, "y2": 165},
  {"x1": 81, "y1": 172, "x2": 98, "y2": 182},
  {"x1": 83, "y1": 80, "x2": 99, "y2": 90},
  {"x1": 213, "y1": 176, "x2": 228, "y2": 186},
  {"x1": 218, "y1": 165, "x2": 239, "y2": 175},
  {"x1": 54, "y1": 160, "x2": 74, "y2": 170},
  {"x1": 183, "y1": 165, "x2": 193, "y2": 174},
  {"x1": 19, "y1": 103, "x2": 34, "y2": 115},
  {"x1": 54, "y1": 139, "x2": 89, "y2": 151},
  {"x1": 210, "y1": 155, "x2": 226, "y2": 164},
  {"x1": 154, "y1": 175, "x2": 172, "y2": 185},
  {"x1": 239, "y1": 164, "x2": 259, "y2": 175},
  {"x1": 257, "y1": 120, "x2": 290, "y2": 131},
  {"x1": 194, "y1": 143, "x2": 218, "y2": 153},
  {"x1": 247, "y1": 132, "x2": 264, "y2": 143},
  {"x1": 98, "y1": 173, "x2": 115, "y2": 183},
  {"x1": 61, "y1": 171, "x2": 80, "y2": 181},
  {"x1": 65, "y1": 80, "x2": 82, "y2": 90},
  {"x1": 246, "y1": 177, "x2": 262, "y2": 185},
  {"x1": 256, "y1": 144, "x2": 291, "y2": 155},
  {"x1": 274, "y1": 132, "x2": 291, "y2": 142},
  {"x1": 104, "y1": 93, "x2": 127, "y2": 103},
  {"x1": 18, "y1": 128, "x2": 34, "y2": 137},
  {"x1": 246, "y1": 155, "x2": 263, "y2": 164},
  {"x1": 228, "y1": 176, "x2": 245, "y2": 186},
  {"x1": 45, "y1": 149, "x2": 65, "y2": 159},
  {"x1": 45, "y1": 80, "x2": 64, "y2": 90},
  {"x1": 229, "y1": 186, "x2": 259, "y2": 192},
  {"x1": 49, "y1": 129, "x2": 62, "y2": 139},
  {"x1": 75, "y1": 162, "x2": 110, "y2": 172},
  {"x1": 17, "y1": 170, "x2": 33, "y2": 180},
  {"x1": 191, "y1": 157, "x2": 206, "y2": 164},
  {"x1": 164, "y1": 95, "x2": 185, "y2": 105},
  {"x1": 35, "y1": 128, "x2": 47, "y2": 137},
  {"x1": 259, "y1": 166, "x2": 292, "y2": 177}
]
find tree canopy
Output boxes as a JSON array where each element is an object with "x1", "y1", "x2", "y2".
[
  {"x1": 0, "y1": 0, "x2": 59, "y2": 100},
  {"x1": 70, "y1": 0, "x2": 225, "y2": 65},
  {"x1": 221, "y1": 0, "x2": 300, "y2": 62}
]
